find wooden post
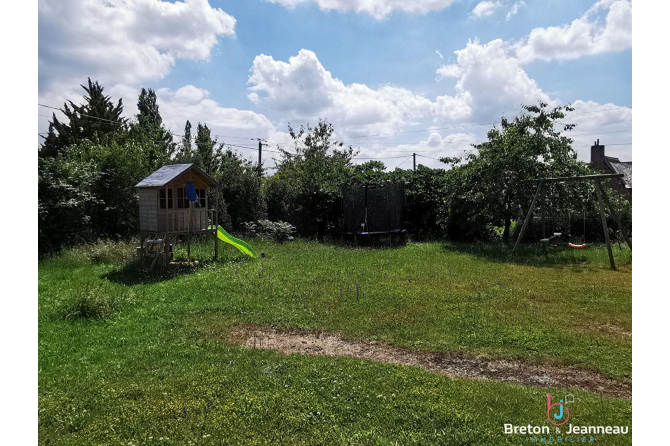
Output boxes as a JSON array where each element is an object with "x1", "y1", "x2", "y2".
[
  {"x1": 600, "y1": 190, "x2": 632, "y2": 250},
  {"x1": 187, "y1": 201, "x2": 192, "y2": 261},
  {"x1": 595, "y1": 179, "x2": 616, "y2": 270},
  {"x1": 139, "y1": 232, "x2": 146, "y2": 259},
  {"x1": 214, "y1": 191, "x2": 219, "y2": 261},
  {"x1": 164, "y1": 235, "x2": 172, "y2": 266},
  {"x1": 541, "y1": 186, "x2": 546, "y2": 239},
  {"x1": 513, "y1": 180, "x2": 544, "y2": 253}
]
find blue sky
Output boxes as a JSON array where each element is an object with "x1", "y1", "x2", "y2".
[{"x1": 38, "y1": 0, "x2": 633, "y2": 167}]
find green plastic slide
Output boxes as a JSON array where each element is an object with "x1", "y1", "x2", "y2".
[{"x1": 211, "y1": 225, "x2": 258, "y2": 258}]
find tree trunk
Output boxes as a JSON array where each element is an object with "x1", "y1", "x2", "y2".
[
  {"x1": 502, "y1": 195, "x2": 511, "y2": 243},
  {"x1": 503, "y1": 215, "x2": 511, "y2": 243}
]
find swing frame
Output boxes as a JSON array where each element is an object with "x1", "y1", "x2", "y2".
[{"x1": 512, "y1": 173, "x2": 632, "y2": 269}]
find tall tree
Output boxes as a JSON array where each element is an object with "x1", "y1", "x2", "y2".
[
  {"x1": 267, "y1": 120, "x2": 355, "y2": 236},
  {"x1": 131, "y1": 88, "x2": 175, "y2": 168},
  {"x1": 194, "y1": 123, "x2": 222, "y2": 174},
  {"x1": 40, "y1": 78, "x2": 127, "y2": 157},
  {"x1": 175, "y1": 120, "x2": 194, "y2": 162},
  {"x1": 440, "y1": 102, "x2": 588, "y2": 241}
]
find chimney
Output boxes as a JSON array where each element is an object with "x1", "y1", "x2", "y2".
[{"x1": 590, "y1": 139, "x2": 605, "y2": 169}]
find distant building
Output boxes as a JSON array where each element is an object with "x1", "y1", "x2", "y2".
[{"x1": 590, "y1": 139, "x2": 632, "y2": 200}]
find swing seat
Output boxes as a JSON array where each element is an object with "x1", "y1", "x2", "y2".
[{"x1": 568, "y1": 243, "x2": 587, "y2": 249}]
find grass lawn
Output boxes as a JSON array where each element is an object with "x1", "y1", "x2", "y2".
[{"x1": 39, "y1": 239, "x2": 632, "y2": 444}]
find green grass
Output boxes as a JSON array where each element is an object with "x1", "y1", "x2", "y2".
[{"x1": 39, "y1": 238, "x2": 632, "y2": 444}]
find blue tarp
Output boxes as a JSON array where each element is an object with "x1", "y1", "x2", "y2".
[{"x1": 185, "y1": 182, "x2": 200, "y2": 205}]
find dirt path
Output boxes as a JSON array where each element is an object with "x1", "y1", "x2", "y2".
[{"x1": 228, "y1": 326, "x2": 631, "y2": 399}]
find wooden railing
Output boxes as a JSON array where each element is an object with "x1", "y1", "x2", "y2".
[{"x1": 157, "y1": 208, "x2": 213, "y2": 233}]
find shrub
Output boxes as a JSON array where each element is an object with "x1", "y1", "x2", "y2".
[
  {"x1": 244, "y1": 220, "x2": 296, "y2": 244},
  {"x1": 66, "y1": 239, "x2": 138, "y2": 264}
]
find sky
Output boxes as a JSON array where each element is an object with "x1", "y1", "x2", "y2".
[{"x1": 37, "y1": 0, "x2": 633, "y2": 169}]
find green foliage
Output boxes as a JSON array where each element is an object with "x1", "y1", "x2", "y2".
[
  {"x1": 129, "y1": 88, "x2": 175, "y2": 170},
  {"x1": 194, "y1": 123, "x2": 223, "y2": 174},
  {"x1": 343, "y1": 162, "x2": 450, "y2": 238},
  {"x1": 215, "y1": 149, "x2": 267, "y2": 230},
  {"x1": 267, "y1": 120, "x2": 355, "y2": 237},
  {"x1": 40, "y1": 78, "x2": 127, "y2": 158},
  {"x1": 175, "y1": 120, "x2": 193, "y2": 161},
  {"x1": 392, "y1": 166, "x2": 450, "y2": 238},
  {"x1": 38, "y1": 133, "x2": 154, "y2": 254},
  {"x1": 440, "y1": 102, "x2": 596, "y2": 241},
  {"x1": 38, "y1": 82, "x2": 632, "y2": 252},
  {"x1": 243, "y1": 219, "x2": 296, "y2": 243}
]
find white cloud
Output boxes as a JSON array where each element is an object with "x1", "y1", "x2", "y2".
[
  {"x1": 515, "y1": 0, "x2": 631, "y2": 63},
  {"x1": 564, "y1": 100, "x2": 632, "y2": 161},
  {"x1": 505, "y1": 1, "x2": 525, "y2": 20},
  {"x1": 471, "y1": 1, "x2": 502, "y2": 19},
  {"x1": 348, "y1": 132, "x2": 477, "y2": 169},
  {"x1": 155, "y1": 85, "x2": 293, "y2": 166},
  {"x1": 435, "y1": 39, "x2": 552, "y2": 122},
  {"x1": 39, "y1": 0, "x2": 236, "y2": 94},
  {"x1": 395, "y1": 132, "x2": 477, "y2": 158},
  {"x1": 157, "y1": 86, "x2": 276, "y2": 141},
  {"x1": 248, "y1": 49, "x2": 439, "y2": 137},
  {"x1": 268, "y1": 0, "x2": 456, "y2": 19}
]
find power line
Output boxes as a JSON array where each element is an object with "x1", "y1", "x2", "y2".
[
  {"x1": 416, "y1": 154, "x2": 443, "y2": 161},
  {"x1": 38, "y1": 103, "x2": 276, "y2": 146},
  {"x1": 38, "y1": 102, "x2": 631, "y2": 162},
  {"x1": 38, "y1": 103, "x2": 128, "y2": 127},
  {"x1": 352, "y1": 155, "x2": 411, "y2": 160},
  {"x1": 396, "y1": 155, "x2": 414, "y2": 169}
]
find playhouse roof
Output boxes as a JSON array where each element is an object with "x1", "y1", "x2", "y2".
[{"x1": 135, "y1": 164, "x2": 218, "y2": 188}]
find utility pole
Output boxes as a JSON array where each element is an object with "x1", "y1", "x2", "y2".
[
  {"x1": 257, "y1": 139, "x2": 267, "y2": 168},
  {"x1": 413, "y1": 153, "x2": 416, "y2": 171}
]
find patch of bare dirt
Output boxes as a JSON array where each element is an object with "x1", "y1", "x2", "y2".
[
  {"x1": 576, "y1": 322, "x2": 632, "y2": 338},
  {"x1": 228, "y1": 325, "x2": 631, "y2": 399}
]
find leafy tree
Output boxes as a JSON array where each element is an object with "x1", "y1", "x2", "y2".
[
  {"x1": 215, "y1": 149, "x2": 267, "y2": 229},
  {"x1": 40, "y1": 78, "x2": 127, "y2": 157},
  {"x1": 38, "y1": 132, "x2": 152, "y2": 254},
  {"x1": 392, "y1": 166, "x2": 450, "y2": 238},
  {"x1": 440, "y1": 102, "x2": 589, "y2": 241},
  {"x1": 268, "y1": 120, "x2": 355, "y2": 237},
  {"x1": 348, "y1": 160, "x2": 387, "y2": 185}
]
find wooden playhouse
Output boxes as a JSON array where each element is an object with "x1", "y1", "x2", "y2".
[{"x1": 135, "y1": 164, "x2": 219, "y2": 268}]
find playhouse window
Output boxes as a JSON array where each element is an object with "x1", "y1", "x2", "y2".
[
  {"x1": 176, "y1": 188, "x2": 187, "y2": 209},
  {"x1": 196, "y1": 189, "x2": 207, "y2": 208},
  {"x1": 159, "y1": 188, "x2": 173, "y2": 209}
]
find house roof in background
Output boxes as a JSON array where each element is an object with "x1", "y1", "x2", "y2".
[
  {"x1": 135, "y1": 164, "x2": 217, "y2": 188},
  {"x1": 605, "y1": 157, "x2": 632, "y2": 188}
]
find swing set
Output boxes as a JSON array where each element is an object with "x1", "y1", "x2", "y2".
[{"x1": 512, "y1": 173, "x2": 632, "y2": 269}]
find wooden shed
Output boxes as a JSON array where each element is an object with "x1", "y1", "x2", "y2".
[{"x1": 135, "y1": 164, "x2": 219, "y2": 267}]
